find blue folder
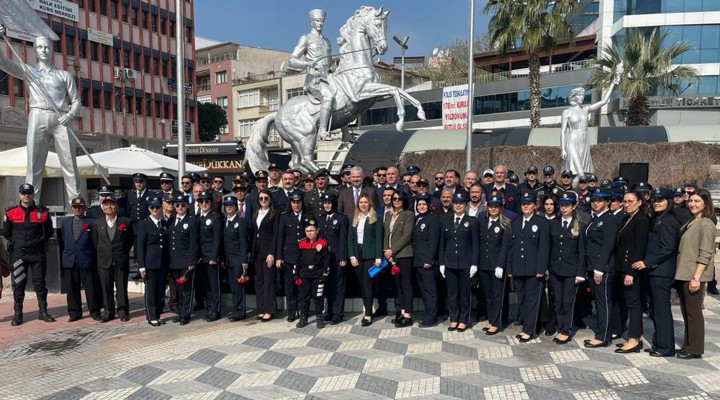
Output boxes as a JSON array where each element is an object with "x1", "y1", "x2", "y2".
[{"x1": 368, "y1": 258, "x2": 388, "y2": 278}]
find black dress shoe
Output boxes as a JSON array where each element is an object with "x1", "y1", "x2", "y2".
[
  {"x1": 287, "y1": 316, "x2": 297, "y2": 323},
  {"x1": 395, "y1": 317, "x2": 413, "y2": 328},
  {"x1": 518, "y1": 335, "x2": 533, "y2": 343},
  {"x1": 648, "y1": 350, "x2": 673, "y2": 357},
  {"x1": 148, "y1": 320, "x2": 161, "y2": 327},
  {"x1": 584, "y1": 340, "x2": 609, "y2": 348},
  {"x1": 179, "y1": 318, "x2": 190, "y2": 326},
  {"x1": 90, "y1": 313, "x2": 101, "y2": 321},
  {"x1": 330, "y1": 316, "x2": 343, "y2": 325},
  {"x1": 554, "y1": 336, "x2": 572, "y2": 345},
  {"x1": 448, "y1": 325, "x2": 458, "y2": 332},
  {"x1": 708, "y1": 285, "x2": 719, "y2": 295},
  {"x1": 676, "y1": 352, "x2": 702, "y2": 360},
  {"x1": 120, "y1": 315, "x2": 130, "y2": 322},
  {"x1": 391, "y1": 311, "x2": 402, "y2": 324},
  {"x1": 100, "y1": 315, "x2": 115, "y2": 323},
  {"x1": 361, "y1": 318, "x2": 372, "y2": 327},
  {"x1": 260, "y1": 315, "x2": 273, "y2": 322},
  {"x1": 228, "y1": 314, "x2": 246, "y2": 322},
  {"x1": 205, "y1": 313, "x2": 220, "y2": 322},
  {"x1": 515, "y1": 334, "x2": 523, "y2": 339},
  {"x1": 456, "y1": 325, "x2": 468, "y2": 333},
  {"x1": 485, "y1": 328, "x2": 500, "y2": 336},
  {"x1": 68, "y1": 315, "x2": 82, "y2": 322},
  {"x1": 614, "y1": 342, "x2": 643, "y2": 353},
  {"x1": 372, "y1": 310, "x2": 388, "y2": 318},
  {"x1": 481, "y1": 326, "x2": 489, "y2": 332}
]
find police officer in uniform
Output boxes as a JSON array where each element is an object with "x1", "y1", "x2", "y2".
[
  {"x1": 276, "y1": 190, "x2": 314, "y2": 322},
  {"x1": 508, "y1": 192, "x2": 550, "y2": 342},
  {"x1": 413, "y1": 193, "x2": 440, "y2": 327},
  {"x1": 3, "y1": 183, "x2": 56, "y2": 326},
  {"x1": 223, "y1": 195, "x2": 250, "y2": 321},
  {"x1": 157, "y1": 172, "x2": 183, "y2": 199},
  {"x1": 577, "y1": 176, "x2": 592, "y2": 214},
  {"x1": 196, "y1": 190, "x2": 223, "y2": 322},
  {"x1": 126, "y1": 173, "x2": 150, "y2": 222},
  {"x1": 583, "y1": 189, "x2": 620, "y2": 348},
  {"x1": 518, "y1": 166, "x2": 542, "y2": 193},
  {"x1": 438, "y1": 192, "x2": 480, "y2": 332},
  {"x1": 542, "y1": 165, "x2": 558, "y2": 193},
  {"x1": 317, "y1": 192, "x2": 349, "y2": 325},
  {"x1": 136, "y1": 196, "x2": 170, "y2": 326},
  {"x1": 88, "y1": 185, "x2": 126, "y2": 219},
  {"x1": 168, "y1": 195, "x2": 198, "y2": 325},
  {"x1": 246, "y1": 170, "x2": 268, "y2": 218}
]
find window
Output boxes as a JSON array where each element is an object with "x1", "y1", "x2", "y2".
[
  {"x1": 79, "y1": 38, "x2": 88, "y2": 59},
  {"x1": 114, "y1": 88, "x2": 123, "y2": 112},
  {"x1": 216, "y1": 96, "x2": 228, "y2": 109},
  {"x1": 92, "y1": 88, "x2": 101, "y2": 109},
  {"x1": 110, "y1": 0, "x2": 118, "y2": 19},
  {"x1": 169, "y1": 20, "x2": 175, "y2": 37},
  {"x1": 135, "y1": 96, "x2": 142, "y2": 115},
  {"x1": 197, "y1": 75, "x2": 210, "y2": 91},
  {"x1": 237, "y1": 89, "x2": 260, "y2": 108},
  {"x1": 102, "y1": 45, "x2": 109, "y2": 64},
  {"x1": 132, "y1": 8, "x2": 139, "y2": 25},
  {"x1": 162, "y1": 59, "x2": 168, "y2": 77},
  {"x1": 114, "y1": 47, "x2": 121, "y2": 66},
  {"x1": 145, "y1": 95, "x2": 152, "y2": 116},
  {"x1": 104, "y1": 90, "x2": 112, "y2": 111},
  {"x1": 133, "y1": 51, "x2": 141, "y2": 70},
  {"x1": 152, "y1": 58, "x2": 159, "y2": 75},
  {"x1": 144, "y1": 55, "x2": 150, "y2": 73},
  {"x1": 13, "y1": 78, "x2": 24, "y2": 97},
  {"x1": 90, "y1": 42, "x2": 98, "y2": 61},
  {"x1": 287, "y1": 87, "x2": 305, "y2": 99},
  {"x1": 99, "y1": 0, "x2": 107, "y2": 16},
  {"x1": 123, "y1": 49, "x2": 130, "y2": 68},
  {"x1": 142, "y1": 11, "x2": 149, "y2": 30},
  {"x1": 121, "y1": 4, "x2": 128, "y2": 22},
  {"x1": 81, "y1": 87, "x2": 89, "y2": 107},
  {"x1": 160, "y1": 16, "x2": 167, "y2": 34},
  {"x1": 215, "y1": 71, "x2": 227, "y2": 84},
  {"x1": 155, "y1": 100, "x2": 162, "y2": 117},
  {"x1": 65, "y1": 32, "x2": 75, "y2": 56},
  {"x1": 237, "y1": 119, "x2": 258, "y2": 137},
  {"x1": 88, "y1": 0, "x2": 95, "y2": 13},
  {"x1": 0, "y1": 71, "x2": 8, "y2": 95},
  {"x1": 266, "y1": 88, "x2": 279, "y2": 110}
]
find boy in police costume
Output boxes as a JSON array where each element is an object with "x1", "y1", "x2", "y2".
[{"x1": 295, "y1": 219, "x2": 331, "y2": 329}]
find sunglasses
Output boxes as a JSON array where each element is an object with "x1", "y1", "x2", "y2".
[
  {"x1": 149, "y1": 206, "x2": 160, "y2": 210},
  {"x1": 684, "y1": 190, "x2": 694, "y2": 194},
  {"x1": 259, "y1": 196, "x2": 270, "y2": 201},
  {"x1": 181, "y1": 181, "x2": 192, "y2": 185},
  {"x1": 435, "y1": 177, "x2": 443, "y2": 180},
  {"x1": 402, "y1": 180, "x2": 410, "y2": 184},
  {"x1": 377, "y1": 174, "x2": 386, "y2": 177},
  {"x1": 392, "y1": 197, "x2": 403, "y2": 201},
  {"x1": 161, "y1": 181, "x2": 172, "y2": 184},
  {"x1": 174, "y1": 203, "x2": 187, "y2": 208},
  {"x1": 198, "y1": 200, "x2": 210, "y2": 204},
  {"x1": 213, "y1": 180, "x2": 223, "y2": 183},
  {"x1": 20, "y1": 192, "x2": 34, "y2": 195}
]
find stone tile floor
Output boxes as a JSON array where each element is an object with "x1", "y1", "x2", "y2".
[{"x1": 0, "y1": 289, "x2": 719, "y2": 400}]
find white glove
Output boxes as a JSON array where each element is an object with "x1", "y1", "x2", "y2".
[
  {"x1": 470, "y1": 265, "x2": 477, "y2": 278},
  {"x1": 494, "y1": 267, "x2": 503, "y2": 279},
  {"x1": 576, "y1": 276, "x2": 586, "y2": 283},
  {"x1": 439, "y1": 265, "x2": 446, "y2": 278}
]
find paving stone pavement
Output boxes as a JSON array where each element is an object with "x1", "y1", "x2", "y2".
[{"x1": 1, "y1": 292, "x2": 720, "y2": 399}]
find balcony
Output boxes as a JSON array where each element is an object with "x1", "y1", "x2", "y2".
[
  {"x1": 259, "y1": 101, "x2": 279, "y2": 113},
  {"x1": 435, "y1": 60, "x2": 599, "y2": 89},
  {"x1": 197, "y1": 84, "x2": 211, "y2": 92}
]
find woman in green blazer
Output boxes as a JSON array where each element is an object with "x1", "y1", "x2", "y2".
[
  {"x1": 383, "y1": 189, "x2": 415, "y2": 327},
  {"x1": 348, "y1": 193, "x2": 383, "y2": 327}
]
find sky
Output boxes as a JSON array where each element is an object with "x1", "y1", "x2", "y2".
[{"x1": 193, "y1": 0, "x2": 490, "y2": 64}]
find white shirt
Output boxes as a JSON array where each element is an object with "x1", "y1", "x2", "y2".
[
  {"x1": 356, "y1": 214, "x2": 368, "y2": 245},
  {"x1": 149, "y1": 216, "x2": 161, "y2": 228},
  {"x1": 106, "y1": 216, "x2": 117, "y2": 228},
  {"x1": 488, "y1": 217, "x2": 498, "y2": 229},
  {"x1": 256, "y1": 208, "x2": 269, "y2": 227}
]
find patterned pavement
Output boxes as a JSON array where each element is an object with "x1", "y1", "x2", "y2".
[{"x1": 0, "y1": 290, "x2": 719, "y2": 400}]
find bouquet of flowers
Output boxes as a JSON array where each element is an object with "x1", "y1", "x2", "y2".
[
  {"x1": 390, "y1": 262, "x2": 400, "y2": 276},
  {"x1": 237, "y1": 274, "x2": 250, "y2": 284}
]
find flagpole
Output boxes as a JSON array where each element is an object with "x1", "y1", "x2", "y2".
[{"x1": 176, "y1": 0, "x2": 186, "y2": 177}]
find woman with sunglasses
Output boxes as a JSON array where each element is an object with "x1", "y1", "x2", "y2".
[
  {"x1": 631, "y1": 188, "x2": 679, "y2": 357},
  {"x1": 136, "y1": 197, "x2": 169, "y2": 327},
  {"x1": 548, "y1": 192, "x2": 586, "y2": 344},
  {"x1": 348, "y1": 193, "x2": 383, "y2": 327},
  {"x1": 674, "y1": 189, "x2": 716, "y2": 359},
  {"x1": 383, "y1": 190, "x2": 415, "y2": 327},
  {"x1": 614, "y1": 190, "x2": 650, "y2": 353},
  {"x1": 251, "y1": 188, "x2": 279, "y2": 322}
]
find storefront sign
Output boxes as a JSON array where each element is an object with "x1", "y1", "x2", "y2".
[
  {"x1": 6, "y1": 27, "x2": 35, "y2": 42},
  {"x1": 29, "y1": 0, "x2": 78, "y2": 22},
  {"x1": 88, "y1": 28, "x2": 114, "y2": 46},
  {"x1": 191, "y1": 157, "x2": 244, "y2": 172},
  {"x1": 621, "y1": 96, "x2": 720, "y2": 109},
  {"x1": 442, "y1": 84, "x2": 469, "y2": 129}
]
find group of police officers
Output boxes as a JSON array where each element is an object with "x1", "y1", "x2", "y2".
[{"x1": 2, "y1": 162, "x2": 716, "y2": 358}]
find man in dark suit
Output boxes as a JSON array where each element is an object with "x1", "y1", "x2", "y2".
[
  {"x1": 61, "y1": 197, "x2": 102, "y2": 322},
  {"x1": 91, "y1": 194, "x2": 134, "y2": 322},
  {"x1": 196, "y1": 190, "x2": 223, "y2": 322},
  {"x1": 168, "y1": 195, "x2": 198, "y2": 325},
  {"x1": 318, "y1": 192, "x2": 349, "y2": 324},
  {"x1": 338, "y1": 166, "x2": 375, "y2": 217},
  {"x1": 272, "y1": 170, "x2": 297, "y2": 212},
  {"x1": 222, "y1": 195, "x2": 250, "y2": 321},
  {"x1": 136, "y1": 196, "x2": 170, "y2": 326},
  {"x1": 482, "y1": 165, "x2": 520, "y2": 214}
]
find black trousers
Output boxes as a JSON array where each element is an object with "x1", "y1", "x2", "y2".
[
  {"x1": 415, "y1": 266, "x2": 438, "y2": 320},
  {"x1": 591, "y1": 272, "x2": 615, "y2": 343},
  {"x1": 167, "y1": 274, "x2": 178, "y2": 311},
  {"x1": 325, "y1": 254, "x2": 347, "y2": 319},
  {"x1": 353, "y1": 259, "x2": 375, "y2": 317},
  {"x1": 11, "y1": 257, "x2": 48, "y2": 304},
  {"x1": 98, "y1": 264, "x2": 129, "y2": 318},
  {"x1": 282, "y1": 264, "x2": 299, "y2": 317},
  {"x1": 227, "y1": 264, "x2": 246, "y2": 318},
  {"x1": 445, "y1": 268, "x2": 471, "y2": 324},
  {"x1": 677, "y1": 280, "x2": 706, "y2": 355},
  {"x1": 622, "y1": 273, "x2": 644, "y2": 339},
  {"x1": 144, "y1": 269, "x2": 165, "y2": 321},
  {"x1": 254, "y1": 258, "x2": 277, "y2": 315},
  {"x1": 514, "y1": 275, "x2": 543, "y2": 335},
  {"x1": 649, "y1": 276, "x2": 675, "y2": 355},
  {"x1": 393, "y1": 258, "x2": 413, "y2": 313},
  {"x1": 62, "y1": 265, "x2": 102, "y2": 318},
  {"x1": 170, "y1": 269, "x2": 194, "y2": 320},
  {"x1": 549, "y1": 274, "x2": 577, "y2": 335},
  {"x1": 611, "y1": 273, "x2": 627, "y2": 336},
  {"x1": 298, "y1": 275, "x2": 325, "y2": 315},
  {"x1": 202, "y1": 262, "x2": 221, "y2": 316},
  {"x1": 375, "y1": 267, "x2": 399, "y2": 313},
  {"x1": 539, "y1": 278, "x2": 557, "y2": 333},
  {"x1": 479, "y1": 269, "x2": 505, "y2": 328},
  {"x1": 193, "y1": 263, "x2": 207, "y2": 309}
]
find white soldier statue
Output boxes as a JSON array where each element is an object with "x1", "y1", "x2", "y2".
[
  {"x1": 0, "y1": 23, "x2": 82, "y2": 202},
  {"x1": 288, "y1": 9, "x2": 336, "y2": 140}
]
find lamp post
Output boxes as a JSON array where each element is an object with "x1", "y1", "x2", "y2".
[
  {"x1": 176, "y1": 0, "x2": 186, "y2": 177},
  {"x1": 465, "y1": 0, "x2": 475, "y2": 172},
  {"x1": 393, "y1": 35, "x2": 409, "y2": 90}
]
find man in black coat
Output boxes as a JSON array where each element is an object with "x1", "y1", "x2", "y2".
[
  {"x1": 91, "y1": 195, "x2": 134, "y2": 322},
  {"x1": 482, "y1": 165, "x2": 520, "y2": 214},
  {"x1": 168, "y1": 195, "x2": 198, "y2": 325},
  {"x1": 136, "y1": 196, "x2": 170, "y2": 326},
  {"x1": 317, "y1": 193, "x2": 349, "y2": 324},
  {"x1": 222, "y1": 195, "x2": 250, "y2": 321},
  {"x1": 196, "y1": 190, "x2": 223, "y2": 321}
]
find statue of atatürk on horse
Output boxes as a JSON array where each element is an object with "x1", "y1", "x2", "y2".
[{"x1": 246, "y1": 6, "x2": 426, "y2": 173}]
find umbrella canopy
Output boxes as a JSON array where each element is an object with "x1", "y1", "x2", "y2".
[
  {"x1": 77, "y1": 144, "x2": 205, "y2": 176},
  {"x1": 0, "y1": 146, "x2": 107, "y2": 177}
]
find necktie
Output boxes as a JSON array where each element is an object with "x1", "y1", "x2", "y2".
[
  {"x1": 297, "y1": 213, "x2": 301, "y2": 222},
  {"x1": 591, "y1": 213, "x2": 597, "y2": 222},
  {"x1": 488, "y1": 219, "x2": 493, "y2": 230},
  {"x1": 326, "y1": 214, "x2": 331, "y2": 223},
  {"x1": 239, "y1": 202, "x2": 244, "y2": 218},
  {"x1": 523, "y1": 219, "x2": 527, "y2": 229},
  {"x1": 454, "y1": 217, "x2": 460, "y2": 230},
  {"x1": 137, "y1": 190, "x2": 141, "y2": 198},
  {"x1": 563, "y1": 220, "x2": 568, "y2": 230},
  {"x1": 354, "y1": 188, "x2": 360, "y2": 205},
  {"x1": 175, "y1": 217, "x2": 180, "y2": 227}
]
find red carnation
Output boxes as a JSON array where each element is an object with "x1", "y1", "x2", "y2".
[
  {"x1": 176, "y1": 276, "x2": 187, "y2": 285},
  {"x1": 508, "y1": 196, "x2": 514, "y2": 202},
  {"x1": 214, "y1": 196, "x2": 221, "y2": 203},
  {"x1": 294, "y1": 278, "x2": 303, "y2": 286},
  {"x1": 117, "y1": 223, "x2": 127, "y2": 231},
  {"x1": 81, "y1": 223, "x2": 90, "y2": 231},
  {"x1": 391, "y1": 264, "x2": 400, "y2": 276},
  {"x1": 237, "y1": 274, "x2": 250, "y2": 284}
]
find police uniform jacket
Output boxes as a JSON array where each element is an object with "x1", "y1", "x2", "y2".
[
  {"x1": 271, "y1": 188, "x2": 291, "y2": 213},
  {"x1": 643, "y1": 213, "x2": 679, "y2": 279},
  {"x1": 347, "y1": 215, "x2": 383, "y2": 261},
  {"x1": 251, "y1": 209, "x2": 278, "y2": 261},
  {"x1": 126, "y1": 189, "x2": 150, "y2": 222},
  {"x1": 438, "y1": 214, "x2": 480, "y2": 270},
  {"x1": 477, "y1": 215, "x2": 510, "y2": 271},
  {"x1": 197, "y1": 211, "x2": 223, "y2": 263},
  {"x1": 585, "y1": 210, "x2": 619, "y2": 273},
  {"x1": 549, "y1": 217, "x2": 586, "y2": 277},
  {"x1": 615, "y1": 211, "x2": 650, "y2": 277},
  {"x1": 518, "y1": 181, "x2": 542, "y2": 193},
  {"x1": 223, "y1": 214, "x2": 249, "y2": 267},
  {"x1": 168, "y1": 214, "x2": 199, "y2": 270},
  {"x1": 276, "y1": 211, "x2": 314, "y2": 265},
  {"x1": 61, "y1": 216, "x2": 95, "y2": 269},
  {"x1": 319, "y1": 211, "x2": 349, "y2": 261},
  {"x1": 3, "y1": 204, "x2": 54, "y2": 262},
  {"x1": 383, "y1": 210, "x2": 414, "y2": 259},
  {"x1": 295, "y1": 237, "x2": 331, "y2": 279},
  {"x1": 412, "y1": 212, "x2": 439, "y2": 267},
  {"x1": 136, "y1": 217, "x2": 169, "y2": 270},
  {"x1": 91, "y1": 216, "x2": 134, "y2": 270},
  {"x1": 508, "y1": 214, "x2": 550, "y2": 276}
]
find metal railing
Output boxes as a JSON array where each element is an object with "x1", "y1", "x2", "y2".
[
  {"x1": 196, "y1": 52, "x2": 238, "y2": 66},
  {"x1": 435, "y1": 60, "x2": 598, "y2": 89}
]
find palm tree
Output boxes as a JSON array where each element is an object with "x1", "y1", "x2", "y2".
[
  {"x1": 585, "y1": 28, "x2": 697, "y2": 126},
  {"x1": 484, "y1": 0, "x2": 578, "y2": 127}
]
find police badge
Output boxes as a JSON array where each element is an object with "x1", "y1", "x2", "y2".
[
  {"x1": 598, "y1": 221, "x2": 603, "y2": 227},
  {"x1": 183, "y1": 223, "x2": 189, "y2": 230},
  {"x1": 494, "y1": 227, "x2": 500, "y2": 233},
  {"x1": 333, "y1": 219, "x2": 337, "y2": 225},
  {"x1": 531, "y1": 225, "x2": 538, "y2": 232},
  {"x1": 464, "y1": 222, "x2": 469, "y2": 228},
  {"x1": 205, "y1": 219, "x2": 212, "y2": 226},
  {"x1": 36, "y1": 211, "x2": 42, "y2": 219},
  {"x1": 234, "y1": 222, "x2": 239, "y2": 228},
  {"x1": 420, "y1": 223, "x2": 426, "y2": 230}
]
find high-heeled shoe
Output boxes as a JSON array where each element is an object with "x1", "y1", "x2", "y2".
[
  {"x1": 148, "y1": 320, "x2": 161, "y2": 327},
  {"x1": 448, "y1": 323, "x2": 458, "y2": 332},
  {"x1": 614, "y1": 342, "x2": 643, "y2": 354},
  {"x1": 361, "y1": 318, "x2": 373, "y2": 327}
]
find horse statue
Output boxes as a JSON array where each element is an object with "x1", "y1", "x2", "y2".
[{"x1": 246, "y1": 6, "x2": 426, "y2": 173}]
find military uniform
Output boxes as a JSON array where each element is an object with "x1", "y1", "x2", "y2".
[
  {"x1": 196, "y1": 191, "x2": 223, "y2": 321},
  {"x1": 136, "y1": 197, "x2": 170, "y2": 324},
  {"x1": 318, "y1": 193, "x2": 349, "y2": 324},
  {"x1": 168, "y1": 196, "x2": 199, "y2": 325}
]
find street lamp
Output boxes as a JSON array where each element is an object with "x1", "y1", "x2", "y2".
[
  {"x1": 466, "y1": 0, "x2": 475, "y2": 171},
  {"x1": 393, "y1": 35, "x2": 409, "y2": 90}
]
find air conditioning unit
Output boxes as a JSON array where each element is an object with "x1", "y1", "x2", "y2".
[
  {"x1": 113, "y1": 66, "x2": 126, "y2": 79},
  {"x1": 124, "y1": 68, "x2": 136, "y2": 80}
]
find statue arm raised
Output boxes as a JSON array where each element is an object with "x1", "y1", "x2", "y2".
[
  {"x1": 288, "y1": 35, "x2": 311, "y2": 70},
  {"x1": 0, "y1": 25, "x2": 29, "y2": 80},
  {"x1": 588, "y1": 64, "x2": 622, "y2": 112}
]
